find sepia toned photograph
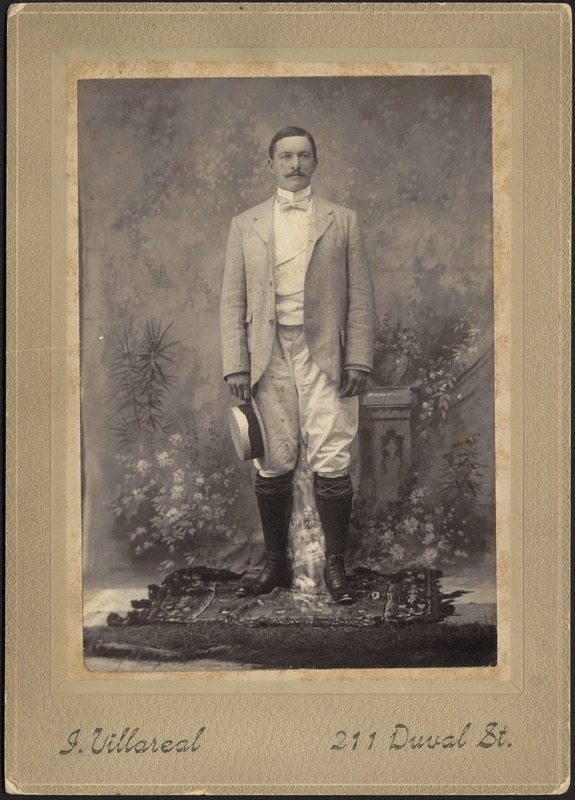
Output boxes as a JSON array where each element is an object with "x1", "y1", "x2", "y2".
[
  {"x1": 80, "y1": 74, "x2": 498, "y2": 672},
  {"x1": 6, "y1": 3, "x2": 570, "y2": 795}
]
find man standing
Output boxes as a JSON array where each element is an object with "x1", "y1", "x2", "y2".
[{"x1": 220, "y1": 127, "x2": 375, "y2": 604}]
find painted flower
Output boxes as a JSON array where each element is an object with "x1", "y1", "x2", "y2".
[
  {"x1": 423, "y1": 531, "x2": 435, "y2": 545},
  {"x1": 169, "y1": 433, "x2": 183, "y2": 445},
  {"x1": 195, "y1": 474, "x2": 205, "y2": 485},
  {"x1": 403, "y1": 517, "x2": 419, "y2": 535},
  {"x1": 382, "y1": 529, "x2": 394, "y2": 542},
  {"x1": 166, "y1": 507, "x2": 181, "y2": 521},
  {"x1": 409, "y1": 489, "x2": 426, "y2": 504},
  {"x1": 136, "y1": 460, "x2": 151, "y2": 474},
  {"x1": 390, "y1": 543, "x2": 405, "y2": 562},
  {"x1": 172, "y1": 469, "x2": 185, "y2": 483},
  {"x1": 424, "y1": 522, "x2": 435, "y2": 533},
  {"x1": 155, "y1": 451, "x2": 173, "y2": 467},
  {"x1": 303, "y1": 541, "x2": 323, "y2": 560},
  {"x1": 293, "y1": 575, "x2": 317, "y2": 594},
  {"x1": 170, "y1": 485, "x2": 184, "y2": 499},
  {"x1": 421, "y1": 547, "x2": 438, "y2": 566},
  {"x1": 193, "y1": 492, "x2": 202, "y2": 503}
]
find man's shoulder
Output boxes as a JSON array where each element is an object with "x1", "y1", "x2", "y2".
[
  {"x1": 314, "y1": 195, "x2": 358, "y2": 218},
  {"x1": 232, "y1": 197, "x2": 274, "y2": 224}
]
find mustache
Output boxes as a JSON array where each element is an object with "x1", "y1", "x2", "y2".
[{"x1": 287, "y1": 171, "x2": 305, "y2": 177}]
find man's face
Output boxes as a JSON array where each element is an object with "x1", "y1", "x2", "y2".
[{"x1": 268, "y1": 135, "x2": 317, "y2": 192}]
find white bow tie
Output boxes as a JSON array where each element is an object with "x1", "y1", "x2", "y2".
[{"x1": 278, "y1": 195, "x2": 311, "y2": 212}]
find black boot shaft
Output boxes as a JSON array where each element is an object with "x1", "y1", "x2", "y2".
[
  {"x1": 255, "y1": 470, "x2": 294, "y2": 554},
  {"x1": 313, "y1": 474, "x2": 355, "y2": 604},
  {"x1": 313, "y1": 474, "x2": 353, "y2": 557},
  {"x1": 236, "y1": 470, "x2": 294, "y2": 598}
]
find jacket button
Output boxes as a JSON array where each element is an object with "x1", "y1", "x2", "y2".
[{"x1": 269, "y1": 319, "x2": 275, "y2": 326}]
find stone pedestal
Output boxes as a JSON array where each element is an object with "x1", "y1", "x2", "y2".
[{"x1": 359, "y1": 387, "x2": 417, "y2": 506}]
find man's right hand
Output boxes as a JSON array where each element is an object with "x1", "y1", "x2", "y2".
[{"x1": 226, "y1": 372, "x2": 251, "y2": 402}]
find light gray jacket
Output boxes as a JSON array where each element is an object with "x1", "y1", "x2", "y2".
[{"x1": 220, "y1": 194, "x2": 375, "y2": 387}]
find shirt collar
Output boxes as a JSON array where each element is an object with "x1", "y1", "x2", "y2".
[{"x1": 276, "y1": 185, "x2": 313, "y2": 203}]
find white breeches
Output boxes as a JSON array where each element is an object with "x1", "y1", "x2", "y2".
[{"x1": 254, "y1": 324, "x2": 359, "y2": 478}]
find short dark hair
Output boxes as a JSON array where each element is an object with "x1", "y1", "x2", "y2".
[{"x1": 269, "y1": 127, "x2": 318, "y2": 162}]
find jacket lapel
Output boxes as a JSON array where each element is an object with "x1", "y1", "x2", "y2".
[
  {"x1": 252, "y1": 197, "x2": 275, "y2": 247},
  {"x1": 251, "y1": 198, "x2": 276, "y2": 286},
  {"x1": 306, "y1": 195, "x2": 334, "y2": 268}
]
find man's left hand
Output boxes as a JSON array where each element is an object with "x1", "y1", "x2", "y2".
[{"x1": 339, "y1": 368, "x2": 369, "y2": 398}]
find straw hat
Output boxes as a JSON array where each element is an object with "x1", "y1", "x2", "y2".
[{"x1": 228, "y1": 397, "x2": 268, "y2": 462}]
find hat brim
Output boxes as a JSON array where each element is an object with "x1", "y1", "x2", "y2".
[{"x1": 228, "y1": 396, "x2": 269, "y2": 463}]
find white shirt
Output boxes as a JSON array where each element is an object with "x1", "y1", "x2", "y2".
[{"x1": 273, "y1": 186, "x2": 313, "y2": 325}]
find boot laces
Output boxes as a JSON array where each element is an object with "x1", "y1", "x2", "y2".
[{"x1": 326, "y1": 554, "x2": 346, "y2": 574}]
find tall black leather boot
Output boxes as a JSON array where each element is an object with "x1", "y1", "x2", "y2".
[
  {"x1": 236, "y1": 470, "x2": 294, "y2": 598},
  {"x1": 313, "y1": 473, "x2": 355, "y2": 605}
]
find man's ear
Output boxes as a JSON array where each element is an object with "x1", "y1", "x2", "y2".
[{"x1": 267, "y1": 158, "x2": 275, "y2": 175}]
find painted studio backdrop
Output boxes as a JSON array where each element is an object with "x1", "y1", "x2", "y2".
[{"x1": 79, "y1": 75, "x2": 495, "y2": 601}]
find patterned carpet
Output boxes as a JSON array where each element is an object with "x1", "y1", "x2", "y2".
[{"x1": 106, "y1": 564, "x2": 459, "y2": 629}]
